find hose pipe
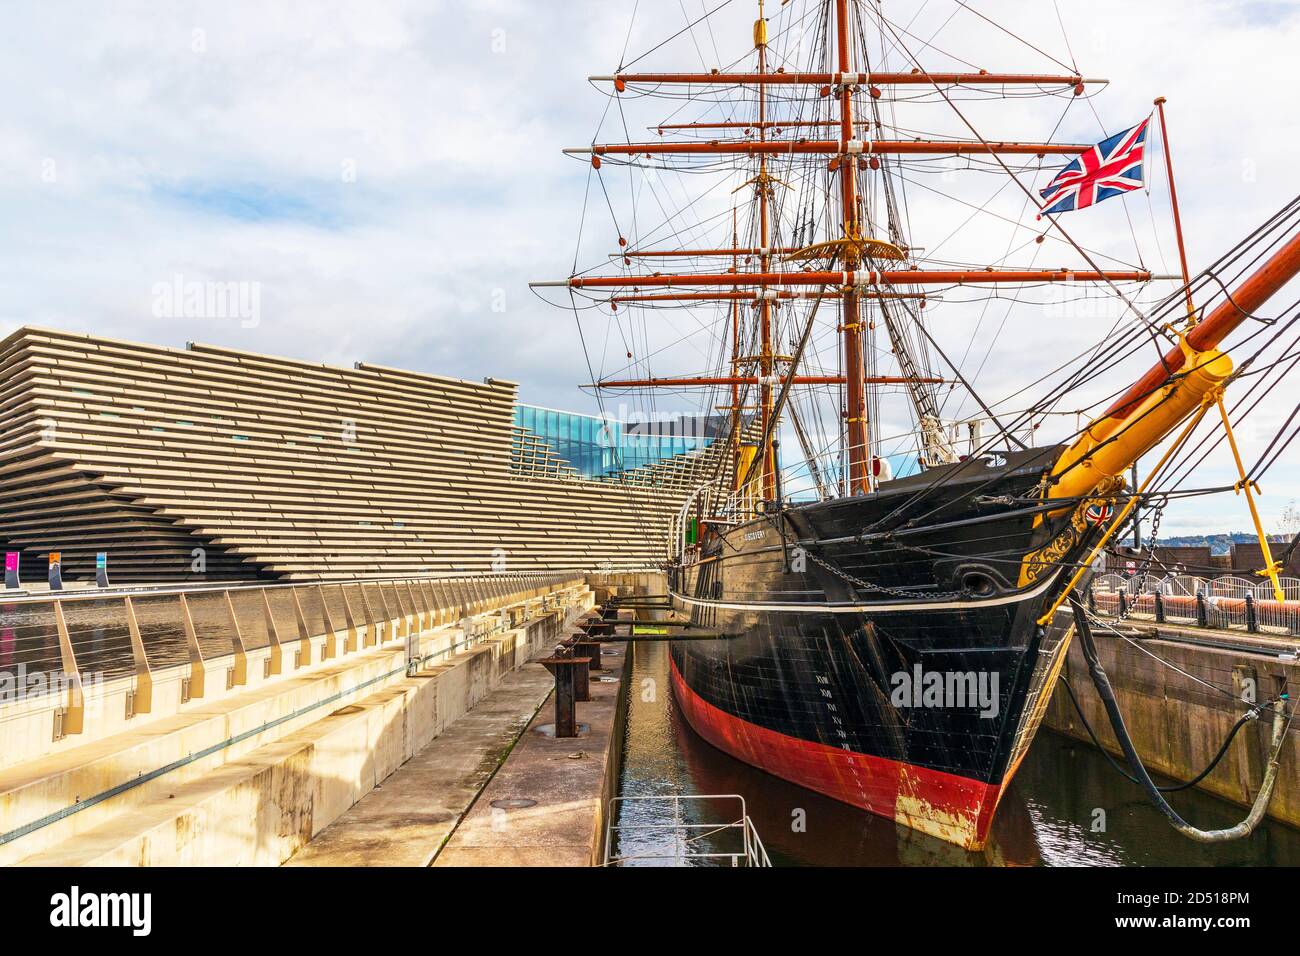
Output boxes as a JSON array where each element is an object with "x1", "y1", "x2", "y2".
[{"x1": 1068, "y1": 596, "x2": 1290, "y2": 843}]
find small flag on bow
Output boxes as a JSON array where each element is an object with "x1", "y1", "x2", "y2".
[{"x1": 1039, "y1": 118, "x2": 1149, "y2": 217}]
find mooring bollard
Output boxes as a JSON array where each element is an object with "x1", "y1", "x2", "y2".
[
  {"x1": 573, "y1": 637, "x2": 602, "y2": 671},
  {"x1": 538, "y1": 644, "x2": 591, "y2": 738},
  {"x1": 1154, "y1": 591, "x2": 1166, "y2": 624},
  {"x1": 559, "y1": 637, "x2": 592, "y2": 702},
  {"x1": 1196, "y1": 591, "x2": 1209, "y2": 627},
  {"x1": 1246, "y1": 592, "x2": 1259, "y2": 633}
]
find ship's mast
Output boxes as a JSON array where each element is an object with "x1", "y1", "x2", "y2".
[
  {"x1": 835, "y1": 0, "x2": 869, "y2": 495},
  {"x1": 731, "y1": 207, "x2": 743, "y2": 491},
  {"x1": 756, "y1": 1, "x2": 778, "y2": 500},
  {"x1": 536, "y1": 0, "x2": 1180, "y2": 502}
]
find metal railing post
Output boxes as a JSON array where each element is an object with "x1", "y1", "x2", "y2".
[
  {"x1": 177, "y1": 593, "x2": 207, "y2": 699},
  {"x1": 51, "y1": 601, "x2": 85, "y2": 736},
  {"x1": 222, "y1": 590, "x2": 248, "y2": 687},
  {"x1": 260, "y1": 588, "x2": 283, "y2": 675},
  {"x1": 340, "y1": 586, "x2": 360, "y2": 653},
  {"x1": 316, "y1": 585, "x2": 338, "y2": 661},
  {"x1": 122, "y1": 596, "x2": 153, "y2": 715},
  {"x1": 290, "y1": 588, "x2": 314, "y2": 666}
]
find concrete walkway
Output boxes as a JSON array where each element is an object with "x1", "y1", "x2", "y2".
[
  {"x1": 285, "y1": 665, "x2": 555, "y2": 867},
  {"x1": 433, "y1": 642, "x2": 627, "y2": 867}
]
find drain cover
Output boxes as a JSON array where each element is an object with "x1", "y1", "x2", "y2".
[{"x1": 490, "y1": 797, "x2": 537, "y2": 810}]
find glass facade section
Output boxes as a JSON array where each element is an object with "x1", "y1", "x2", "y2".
[{"x1": 514, "y1": 405, "x2": 713, "y2": 478}]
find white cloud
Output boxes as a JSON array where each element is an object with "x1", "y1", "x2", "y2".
[{"x1": 1, "y1": 0, "x2": 1298, "y2": 535}]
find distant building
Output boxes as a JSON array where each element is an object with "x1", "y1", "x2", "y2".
[{"x1": 0, "y1": 327, "x2": 731, "y2": 582}]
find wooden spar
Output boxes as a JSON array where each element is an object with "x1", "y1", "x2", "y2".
[
  {"x1": 616, "y1": 247, "x2": 804, "y2": 257},
  {"x1": 594, "y1": 71, "x2": 1100, "y2": 86},
  {"x1": 1098, "y1": 230, "x2": 1300, "y2": 424},
  {"x1": 592, "y1": 375, "x2": 942, "y2": 388},
  {"x1": 557, "y1": 269, "x2": 1159, "y2": 289},
  {"x1": 1154, "y1": 97, "x2": 1195, "y2": 318},
  {"x1": 609, "y1": 291, "x2": 929, "y2": 302},
  {"x1": 837, "y1": 0, "x2": 869, "y2": 496},
  {"x1": 573, "y1": 140, "x2": 1089, "y2": 157},
  {"x1": 655, "y1": 120, "x2": 871, "y2": 131}
]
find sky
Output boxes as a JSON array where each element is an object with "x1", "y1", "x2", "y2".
[{"x1": 2, "y1": 0, "x2": 1299, "y2": 537}]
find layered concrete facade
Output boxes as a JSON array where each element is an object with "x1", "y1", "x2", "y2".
[{"x1": 0, "y1": 327, "x2": 727, "y2": 582}]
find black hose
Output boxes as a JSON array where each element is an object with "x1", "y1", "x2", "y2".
[
  {"x1": 1067, "y1": 595, "x2": 1290, "y2": 842},
  {"x1": 1058, "y1": 674, "x2": 1255, "y2": 793}
]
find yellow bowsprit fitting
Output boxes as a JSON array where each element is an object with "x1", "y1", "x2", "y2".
[{"x1": 1047, "y1": 333, "x2": 1232, "y2": 506}]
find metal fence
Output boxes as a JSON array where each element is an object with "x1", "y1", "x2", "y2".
[{"x1": 1089, "y1": 572, "x2": 1300, "y2": 636}]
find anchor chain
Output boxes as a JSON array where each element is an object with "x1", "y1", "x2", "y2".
[{"x1": 804, "y1": 547, "x2": 963, "y2": 601}]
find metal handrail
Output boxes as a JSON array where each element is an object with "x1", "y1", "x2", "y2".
[{"x1": 604, "y1": 793, "x2": 772, "y2": 867}]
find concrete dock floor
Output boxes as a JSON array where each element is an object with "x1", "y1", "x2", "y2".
[
  {"x1": 286, "y1": 640, "x2": 628, "y2": 867},
  {"x1": 285, "y1": 665, "x2": 555, "y2": 867},
  {"x1": 433, "y1": 641, "x2": 628, "y2": 867}
]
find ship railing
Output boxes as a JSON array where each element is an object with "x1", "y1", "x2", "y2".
[
  {"x1": 668, "y1": 477, "x2": 731, "y2": 566},
  {"x1": 603, "y1": 794, "x2": 772, "y2": 867}
]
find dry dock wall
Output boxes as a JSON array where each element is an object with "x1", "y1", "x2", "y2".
[{"x1": 1042, "y1": 627, "x2": 1299, "y2": 829}]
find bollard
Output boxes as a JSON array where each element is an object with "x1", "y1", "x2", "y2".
[
  {"x1": 1196, "y1": 591, "x2": 1208, "y2": 627},
  {"x1": 48, "y1": 552, "x2": 63, "y2": 591},
  {"x1": 1154, "y1": 591, "x2": 1166, "y2": 624},
  {"x1": 4, "y1": 552, "x2": 18, "y2": 589},
  {"x1": 1118, "y1": 590, "x2": 1127, "y2": 617},
  {"x1": 573, "y1": 637, "x2": 603, "y2": 671},
  {"x1": 95, "y1": 552, "x2": 110, "y2": 588},
  {"x1": 573, "y1": 653, "x2": 591, "y2": 702},
  {"x1": 1246, "y1": 592, "x2": 1259, "y2": 633},
  {"x1": 537, "y1": 644, "x2": 591, "y2": 738}
]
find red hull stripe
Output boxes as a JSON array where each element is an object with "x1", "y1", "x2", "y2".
[{"x1": 670, "y1": 654, "x2": 1004, "y2": 850}]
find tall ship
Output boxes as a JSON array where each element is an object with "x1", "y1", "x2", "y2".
[{"x1": 535, "y1": 0, "x2": 1300, "y2": 849}]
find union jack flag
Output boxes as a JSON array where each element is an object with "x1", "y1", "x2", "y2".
[
  {"x1": 1084, "y1": 502, "x2": 1114, "y2": 527},
  {"x1": 1039, "y1": 119, "x2": 1149, "y2": 217}
]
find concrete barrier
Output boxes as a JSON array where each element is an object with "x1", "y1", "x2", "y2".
[{"x1": 0, "y1": 578, "x2": 593, "y2": 865}]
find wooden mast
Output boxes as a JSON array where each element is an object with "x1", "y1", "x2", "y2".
[
  {"x1": 731, "y1": 207, "x2": 743, "y2": 491},
  {"x1": 756, "y1": 2, "x2": 778, "y2": 500},
  {"x1": 836, "y1": 0, "x2": 870, "y2": 496}
]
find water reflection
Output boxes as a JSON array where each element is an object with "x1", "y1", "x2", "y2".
[{"x1": 614, "y1": 639, "x2": 1300, "y2": 867}]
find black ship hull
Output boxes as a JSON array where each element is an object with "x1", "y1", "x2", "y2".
[{"x1": 669, "y1": 447, "x2": 1103, "y2": 850}]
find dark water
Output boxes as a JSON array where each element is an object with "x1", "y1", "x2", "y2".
[{"x1": 613, "y1": 640, "x2": 1300, "y2": 867}]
